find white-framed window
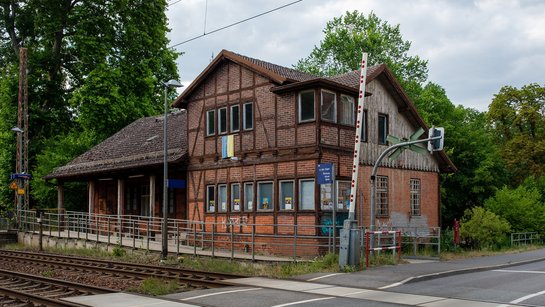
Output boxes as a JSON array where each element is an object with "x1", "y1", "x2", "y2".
[
  {"x1": 206, "y1": 185, "x2": 215, "y2": 212},
  {"x1": 243, "y1": 102, "x2": 253, "y2": 130},
  {"x1": 218, "y1": 107, "x2": 227, "y2": 134},
  {"x1": 298, "y1": 90, "x2": 315, "y2": 122},
  {"x1": 378, "y1": 113, "x2": 388, "y2": 144},
  {"x1": 231, "y1": 183, "x2": 241, "y2": 212},
  {"x1": 279, "y1": 180, "x2": 294, "y2": 210},
  {"x1": 336, "y1": 181, "x2": 351, "y2": 211},
  {"x1": 244, "y1": 182, "x2": 254, "y2": 211},
  {"x1": 230, "y1": 105, "x2": 240, "y2": 133},
  {"x1": 299, "y1": 179, "x2": 315, "y2": 210},
  {"x1": 339, "y1": 94, "x2": 354, "y2": 125},
  {"x1": 410, "y1": 179, "x2": 421, "y2": 216},
  {"x1": 321, "y1": 90, "x2": 336, "y2": 122},
  {"x1": 320, "y1": 183, "x2": 333, "y2": 210},
  {"x1": 206, "y1": 110, "x2": 215, "y2": 136},
  {"x1": 257, "y1": 181, "x2": 273, "y2": 211},
  {"x1": 218, "y1": 184, "x2": 227, "y2": 212},
  {"x1": 376, "y1": 176, "x2": 389, "y2": 216}
]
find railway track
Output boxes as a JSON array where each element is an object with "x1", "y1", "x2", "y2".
[
  {"x1": 0, "y1": 268, "x2": 112, "y2": 306},
  {"x1": 0, "y1": 249, "x2": 241, "y2": 289}
]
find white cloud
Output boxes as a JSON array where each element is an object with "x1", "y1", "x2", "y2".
[{"x1": 166, "y1": 0, "x2": 545, "y2": 112}]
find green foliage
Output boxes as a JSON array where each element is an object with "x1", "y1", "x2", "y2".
[
  {"x1": 112, "y1": 245, "x2": 127, "y2": 257},
  {"x1": 0, "y1": 1, "x2": 179, "y2": 208},
  {"x1": 294, "y1": 11, "x2": 428, "y2": 85},
  {"x1": 484, "y1": 185, "x2": 545, "y2": 233},
  {"x1": 487, "y1": 84, "x2": 545, "y2": 185},
  {"x1": 460, "y1": 207, "x2": 511, "y2": 249}
]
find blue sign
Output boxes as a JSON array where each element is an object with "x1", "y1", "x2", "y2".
[
  {"x1": 10, "y1": 173, "x2": 32, "y2": 180},
  {"x1": 168, "y1": 179, "x2": 186, "y2": 189},
  {"x1": 317, "y1": 163, "x2": 334, "y2": 185}
]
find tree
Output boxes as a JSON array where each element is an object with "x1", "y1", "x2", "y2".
[
  {"x1": 487, "y1": 84, "x2": 545, "y2": 184},
  {"x1": 0, "y1": 0, "x2": 179, "y2": 210},
  {"x1": 294, "y1": 11, "x2": 428, "y2": 87}
]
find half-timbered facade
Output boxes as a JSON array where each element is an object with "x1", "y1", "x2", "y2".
[{"x1": 172, "y1": 50, "x2": 455, "y2": 236}]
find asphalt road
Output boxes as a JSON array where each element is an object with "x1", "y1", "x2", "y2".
[{"x1": 388, "y1": 260, "x2": 545, "y2": 306}]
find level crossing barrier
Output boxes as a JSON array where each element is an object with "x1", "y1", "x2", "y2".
[{"x1": 365, "y1": 230, "x2": 401, "y2": 267}]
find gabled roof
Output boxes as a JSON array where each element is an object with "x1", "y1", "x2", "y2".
[
  {"x1": 173, "y1": 49, "x2": 456, "y2": 173},
  {"x1": 45, "y1": 112, "x2": 188, "y2": 180}
]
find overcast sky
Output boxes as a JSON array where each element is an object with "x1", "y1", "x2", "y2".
[{"x1": 165, "y1": 0, "x2": 545, "y2": 111}]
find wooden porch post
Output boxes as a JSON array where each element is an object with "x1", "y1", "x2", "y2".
[
  {"x1": 150, "y1": 175, "x2": 156, "y2": 217},
  {"x1": 88, "y1": 181, "x2": 95, "y2": 215},
  {"x1": 117, "y1": 179, "x2": 124, "y2": 216},
  {"x1": 57, "y1": 182, "x2": 64, "y2": 213}
]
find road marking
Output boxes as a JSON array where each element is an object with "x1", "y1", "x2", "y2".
[
  {"x1": 506, "y1": 289, "x2": 545, "y2": 305},
  {"x1": 378, "y1": 277, "x2": 414, "y2": 289},
  {"x1": 493, "y1": 269, "x2": 545, "y2": 274},
  {"x1": 272, "y1": 297, "x2": 335, "y2": 307},
  {"x1": 181, "y1": 287, "x2": 261, "y2": 301},
  {"x1": 306, "y1": 273, "x2": 343, "y2": 281}
]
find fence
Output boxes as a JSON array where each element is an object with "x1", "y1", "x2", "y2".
[
  {"x1": 17, "y1": 210, "x2": 441, "y2": 261},
  {"x1": 511, "y1": 232, "x2": 540, "y2": 246}
]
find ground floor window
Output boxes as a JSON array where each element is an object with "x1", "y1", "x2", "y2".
[
  {"x1": 410, "y1": 178, "x2": 421, "y2": 216},
  {"x1": 376, "y1": 176, "x2": 389, "y2": 216},
  {"x1": 336, "y1": 181, "x2": 351, "y2": 211},
  {"x1": 244, "y1": 183, "x2": 253, "y2": 211},
  {"x1": 206, "y1": 185, "x2": 215, "y2": 212},
  {"x1": 299, "y1": 179, "x2": 315, "y2": 210},
  {"x1": 257, "y1": 182, "x2": 273, "y2": 211},
  {"x1": 218, "y1": 184, "x2": 227, "y2": 212},
  {"x1": 231, "y1": 183, "x2": 241, "y2": 212},
  {"x1": 279, "y1": 180, "x2": 294, "y2": 210}
]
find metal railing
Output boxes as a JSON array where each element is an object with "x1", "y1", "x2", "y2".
[
  {"x1": 511, "y1": 232, "x2": 540, "y2": 246},
  {"x1": 17, "y1": 210, "x2": 441, "y2": 260}
]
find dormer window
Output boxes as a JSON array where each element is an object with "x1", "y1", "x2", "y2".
[
  {"x1": 321, "y1": 90, "x2": 336, "y2": 122},
  {"x1": 298, "y1": 90, "x2": 315, "y2": 122}
]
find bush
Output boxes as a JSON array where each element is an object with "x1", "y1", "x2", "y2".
[
  {"x1": 484, "y1": 184, "x2": 544, "y2": 233},
  {"x1": 460, "y1": 207, "x2": 511, "y2": 249}
]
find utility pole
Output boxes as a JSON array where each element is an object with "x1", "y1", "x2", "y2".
[{"x1": 15, "y1": 47, "x2": 28, "y2": 223}]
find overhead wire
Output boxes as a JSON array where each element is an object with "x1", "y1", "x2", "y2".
[{"x1": 168, "y1": 0, "x2": 303, "y2": 48}]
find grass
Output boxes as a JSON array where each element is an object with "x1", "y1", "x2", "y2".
[
  {"x1": 440, "y1": 244, "x2": 542, "y2": 261},
  {"x1": 129, "y1": 278, "x2": 179, "y2": 296}
]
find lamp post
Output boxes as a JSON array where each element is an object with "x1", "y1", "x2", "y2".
[
  {"x1": 11, "y1": 127, "x2": 23, "y2": 227},
  {"x1": 162, "y1": 79, "x2": 183, "y2": 261}
]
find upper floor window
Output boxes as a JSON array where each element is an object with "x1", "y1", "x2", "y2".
[
  {"x1": 360, "y1": 110, "x2": 368, "y2": 142},
  {"x1": 218, "y1": 107, "x2": 227, "y2": 134},
  {"x1": 230, "y1": 105, "x2": 240, "y2": 132},
  {"x1": 378, "y1": 114, "x2": 388, "y2": 144},
  {"x1": 339, "y1": 95, "x2": 354, "y2": 125},
  {"x1": 299, "y1": 90, "x2": 315, "y2": 122},
  {"x1": 206, "y1": 110, "x2": 215, "y2": 136},
  {"x1": 321, "y1": 90, "x2": 336, "y2": 122},
  {"x1": 243, "y1": 102, "x2": 254, "y2": 130}
]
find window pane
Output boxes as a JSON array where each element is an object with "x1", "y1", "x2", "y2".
[
  {"x1": 378, "y1": 114, "x2": 388, "y2": 144},
  {"x1": 257, "y1": 182, "x2": 273, "y2": 210},
  {"x1": 410, "y1": 179, "x2": 421, "y2": 216},
  {"x1": 376, "y1": 176, "x2": 388, "y2": 216},
  {"x1": 243, "y1": 102, "x2": 253, "y2": 130},
  {"x1": 231, "y1": 184, "x2": 241, "y2": 211},
  {"x1": 218, "y1": 185, "x2": 227, "y2": 212},
  {"x1": 231, "y1": 105, "x2": 240, "y2": 132},
  {"x1": 244, "y1": 183, "x2": 253, "y2": 211},
  {"x1": 206, "y1": 110, "x2": 215, "y2": 136},
  {"x1": 299, "y1": 90, "x2": 315, "y2": 122},
  {"x1": 279, "y1": 181, "x2": 294, "y2": 210},
  {"x1": 299, "y1": 180, "x2": 315, "y2": 210},
  {"x1": 206, "y1": 185, "x2": 215, "y2": 212},
  {"x1": 321, "y1": 90, "x2": 336, "y2": 122},
  {"x1": 320, "y1": 183, "x2": 333, "y2": 210},
  {"x1": 337, "y1": 181, "x2": 351, "y2": 211},
  {"x1": 339, "y1": 95, "x2": 354, "y2": 125},
  {"x1": 218, "y1": 108, "x2": 227, "y2": 134},
  {"x1": 361, "y1": 110, "x2": 367, "y2": 142}
]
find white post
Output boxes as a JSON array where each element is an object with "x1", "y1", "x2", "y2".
[{"x1": 150, "y1": 175, "x2": 156, "y2": 217}]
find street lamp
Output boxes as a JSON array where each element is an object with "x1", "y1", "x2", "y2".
[
  {"x1": 11, "y1": 127, "x2": 24, "y2": 227},
  {"x1": 162, "y1": 79, "x2": 183, "y2": 261}
]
